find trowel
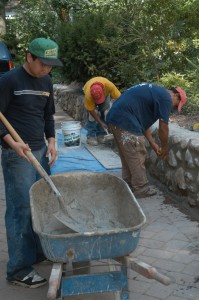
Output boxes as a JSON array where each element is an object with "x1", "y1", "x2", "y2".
[
  {"x1": 0, "y1": 112, "x2": 84, "y2": 233},
  {"x1": 104, "y1": 129, "x2": 114, "y2": 142}
]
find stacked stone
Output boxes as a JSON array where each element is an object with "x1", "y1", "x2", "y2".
[
  {"x1": 53, "y1": 84, "x2": 199, "y2": 208},
  {"x1": 146, "y1": 123, "x2": 199, "y2": 207},
  {"x1": 53, "y1": 84, "x2": 86, "y2": 125}
]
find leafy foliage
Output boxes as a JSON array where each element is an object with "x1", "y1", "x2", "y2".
[
  {"x1": 3, "y1": 0, "x2": 199, "y2": 108},
  {"x1": 5, "y1": 0, "x2": 59, "y2": 63}
]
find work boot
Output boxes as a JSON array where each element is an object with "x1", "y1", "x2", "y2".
[
  {"x1": 135, "y1": 187, "x2": 157, "y2": 199},
  {"x1": 86, "y1": 137, "x2": 98, "y2": 146},
  {"x1": 97, "y1": 135, "x2": 106, "y2": 144}
]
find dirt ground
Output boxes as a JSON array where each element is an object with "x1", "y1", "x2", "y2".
[{"x1": 170, "y1": 111, "x2": 199, "y2": 130}]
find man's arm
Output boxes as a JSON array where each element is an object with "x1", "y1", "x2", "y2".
[
  {"x1": 46, "y1": 137, "x2": 56, "y2": 167},
  {"x1": 3, "y1": 133, "x2": 31, "y2": 161},
  {"x1": 106, "y1": 79, "x2": 121, "y2": 100},
  {"x1": 158, "y1": 120, "x2": 169, "y2": 160},
  {"x1": 89, "y1": 110, "x2": 108, "y2": 129},
  {"x1": 145, "y1": 128, "x2": 160, "y2": 154}
]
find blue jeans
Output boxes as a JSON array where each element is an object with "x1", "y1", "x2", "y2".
[
  {"x1": 86, "y1": 112, "x2": 106, "y2": 138},
  {"x1": 1, "y1": 145, "x2": 50, "y2": 279},
  {"x1": 85, "y1": 95, "x2": 110, "y2": 138}
]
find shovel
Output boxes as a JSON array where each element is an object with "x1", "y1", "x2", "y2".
[{"x1": 0, "y1": 112, "x2": 83, "y2": 233}]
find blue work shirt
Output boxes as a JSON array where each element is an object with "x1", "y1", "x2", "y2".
[{"x1": 106, "y1": 83, "x2": 172, "y2": 135}]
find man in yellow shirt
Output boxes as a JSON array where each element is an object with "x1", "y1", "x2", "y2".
[{"x1": 84, "y1": 77, "x2": 121, "y2": 146}]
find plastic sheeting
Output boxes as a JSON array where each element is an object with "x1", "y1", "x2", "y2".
[
  {"x1": 51, "y1": 147, "x2": 106, "y2": 174},
  {"x1": 51, "y1": 130, "x2": 106, "y2": 174},
  {"x1": 51, "y1": 131, "x2": 121, "y2": 174}
]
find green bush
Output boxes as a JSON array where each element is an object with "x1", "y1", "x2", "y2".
[
  {"x1": 158, "y1": 71, "x2": 199, "y2": 113},
  {"x1": 58, "y1": 12, "x2": 118, "y2": 84}
]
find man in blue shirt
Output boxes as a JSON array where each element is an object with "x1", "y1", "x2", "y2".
[{"x1": 106, "y1": 83, "x2": 187, "y2": 198}]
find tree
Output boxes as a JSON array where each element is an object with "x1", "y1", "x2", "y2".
[
  {"x1": 5, "y1": 0, "x2": 59, "y2": 59},
  {"x1": 4, "y1": 0, "x2": 199, "y2": 100},
  {"x1": 0, "y1": 0, "x2": 9, "y2": 35}
]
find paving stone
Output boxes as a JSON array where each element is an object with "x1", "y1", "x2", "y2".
[
  {"x1": 171, "y1": 271, "x2": 199, "y2": 288},
  {"x1": 173, "y1": 286, "x2": 199, "y2": 299},
  {"x1": 154, "y1": 259, "x2": 185, "y2": 273},
  {"x1": 183, "y1": 261, "x2": 199, "y2": 276},
  {"x1": 130, "y1": 246, "x2": 146, "y2": 257},
  {"x1": 139, "y1": 238, "x2": 165, "y2": 249},
  {"x1": 0, "y1": 262, "x2": 6, "y2": 276},
  {"x1": 164, "y1": 240, "x2": 190, "y2": 252},
  {"x1": 136, "y1": 255, "x2": 157, "y2": 265},
  {"x1": 140, "y1": 230, "x2": 156, "y2": 239},
  {"x1": 128, "y1": 278, "x2": 151, "y2": 293},
  {"x1": 127, "y1": 269, "x2": 140, "y2": 280},
  {"x1": 170, "y1": 252, "x2": 197, "y2": 264},
  {"x1": 129, "y1": 293, "x2": 156, "y2": 300},
  {"x1": 153, "y1": 230, "x2": 179, "y2": 242},
  {"x1": 146, "y1": 282, "x2": 178, "y2": 299},
  {"x1": 143, "y1": 248, "x2": 174, "y2": 260},
  {"x1": 144, "y1": 223, "x2": 172, "y2": 233},
  {"x1": 166, "y1": 297, "x2": 185, "y2": 300},
  {"x1": 172, "y1": 231, "x2": 191, "y2": 242},
  {"x1": 0, "y1": 243, "x2": 8, "y2": 252}
]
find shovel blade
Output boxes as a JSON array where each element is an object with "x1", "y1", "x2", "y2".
[{"x1": 53, "y1": 211, "x2": 83, "y2": 233}]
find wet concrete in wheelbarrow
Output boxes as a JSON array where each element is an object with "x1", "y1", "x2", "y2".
[{"x1": 30, "y1": 171, "x2": 146, "y2": 236}]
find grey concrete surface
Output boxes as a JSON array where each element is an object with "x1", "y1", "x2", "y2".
[{"x1": 0, "y1": 105, "x2": 198, "y2": 299}]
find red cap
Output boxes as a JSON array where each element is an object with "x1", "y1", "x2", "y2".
[
  {"x1": 175, "y1": 87, "x2": 187, "y2": 112},
  {"x1": 90, "y1": 83, "x2": 105, "y2": 104}
]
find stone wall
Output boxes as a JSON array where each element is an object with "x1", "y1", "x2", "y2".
[
  {"x1": 54, "y1": 84, "x2": 86, "y2": 125},
  {"x1": 54, "y1": 84, "x2": 199, "y2": 207},
  {"x1": 146, "y1": 122, "x2": 199, "y2": 207}
]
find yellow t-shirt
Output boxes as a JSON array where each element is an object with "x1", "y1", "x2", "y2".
[{"x1": 84, "y1": 77, "x2": 121, "y2": 111}]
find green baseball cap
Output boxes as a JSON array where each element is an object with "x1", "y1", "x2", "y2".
[{"x1": 28, "y1": 37, "x2": 63, "y2": 67}]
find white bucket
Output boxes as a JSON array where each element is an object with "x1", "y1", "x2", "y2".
[{"x1": 61, "y1": 121, "x2": 81, "y2": 148}]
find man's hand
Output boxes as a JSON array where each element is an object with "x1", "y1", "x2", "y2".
[
  {"x1": 89, "y1": 110, "x2": 108, "y2": 129},
  {"x1": 100, "y1": 121, "x2": 108, "y2": 129},
  {"x1": 12, "y1": 142, "x2": 32, "y2": 162},
  {"x1": 151, "y1": 142, "x2": 161, "y2": 155},
  {"x1": 46, "y1": 137, "x2": 57, "y2": 167},
  {"x1": 157, "y1": 146, "x2": 168, "y2": 160},
  {"x1": 145, "y1": 129, "x2": 160, "y2": 155},
  {"x1": 3, "y1": 133, "x2": 32, "y2": 161}
]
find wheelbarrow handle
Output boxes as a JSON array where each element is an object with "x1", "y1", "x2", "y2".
[{"x1": 119, "y1": 256, "x2": 172, "y2": 286}]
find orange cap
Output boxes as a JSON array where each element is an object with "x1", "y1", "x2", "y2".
[
  {"x1": 175, "y1": 87, "x2": 187, "y2": 112},
  {"x1": 90, "y1": 83, "x2": 105, "y2": 104}
]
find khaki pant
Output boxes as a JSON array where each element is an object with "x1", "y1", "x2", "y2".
[{"x1": 110, "y1": 124, "x2": 148, "y2": 195}]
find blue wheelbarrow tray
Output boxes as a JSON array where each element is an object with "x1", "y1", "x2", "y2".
[{"x1": 30, "y1": 171, "x2": 146, "y2": 263}]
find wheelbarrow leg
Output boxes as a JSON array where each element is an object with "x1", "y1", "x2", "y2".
[
  {"x1": 47, "y1": 263, "x2": 63, "y2": 300},
  {"x1": 108, "y1": 259, "x2": 128, "y2": 300}
]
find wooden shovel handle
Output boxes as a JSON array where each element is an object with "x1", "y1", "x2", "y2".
[
  {"x1": 0, "y1": 112, "x2": 63, "y2": 197},
  {"x1": 0, "y1": 111, "x2": 48, "y2": 178}
]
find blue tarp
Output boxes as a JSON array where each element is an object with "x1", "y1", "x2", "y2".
[
  {"x1": 51, "y1": 147, "x2": 106, "y2": 174},
  {"x1": 51, "y1": 131, "x2": 121, "y2": 174},
  {"x1": 51, "y1": 131, "x2": 105, "y2": 174}
]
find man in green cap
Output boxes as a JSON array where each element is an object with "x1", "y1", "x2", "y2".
[{"x1": 0, "y1": 37, "x2": 62, "y2": 288}]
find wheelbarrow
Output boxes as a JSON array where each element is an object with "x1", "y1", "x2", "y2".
[{"x1": 30, "y1": 171, "x2": 171, "y2": 299}]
